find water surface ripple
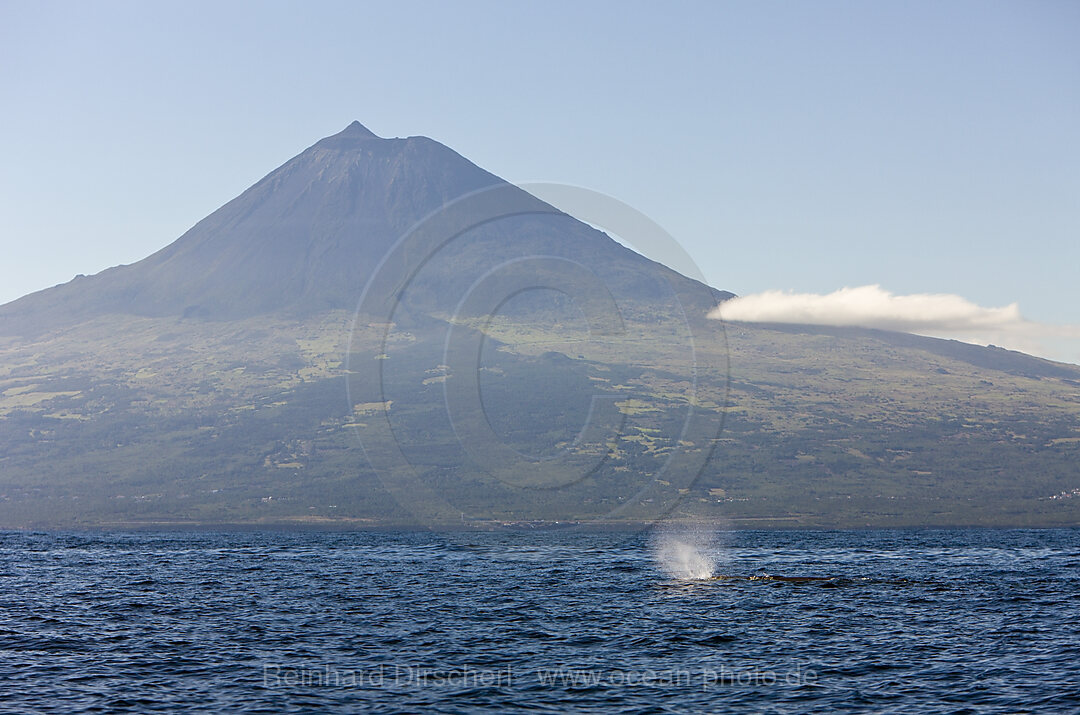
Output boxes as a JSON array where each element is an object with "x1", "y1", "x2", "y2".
[{"x1": 0, "y1": 529, "x2": 1077, "y2": 713}]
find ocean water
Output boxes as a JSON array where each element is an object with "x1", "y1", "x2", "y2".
[{"x1": 1, "y1": 528, "x2": 1078, "y2": 713}]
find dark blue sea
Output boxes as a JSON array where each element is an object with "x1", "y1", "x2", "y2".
[{"x1": 1, "y1": 528, "x2": 1078, "y2": 713}]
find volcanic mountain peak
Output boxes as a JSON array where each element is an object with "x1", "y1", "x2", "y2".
[
  {"x1": 2, "y1": 123, "x2": 1080, "y2": 532},
  {"x1": 310, "y1": 120, "x2": 385, "y2": 151},
  {"x1": 0, "y1": 122, "x2": 709, "y2": 335},
  {"x1": 341, "y1": 120, "x2": 378, "y2": 138}
]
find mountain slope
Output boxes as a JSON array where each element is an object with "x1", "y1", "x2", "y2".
[
  {"x1": 0, "y1": 122, "x2": 726, "y2": 335},
  {"x1": 0, "y1": 122, "x2": 1077, "y2": 529}
]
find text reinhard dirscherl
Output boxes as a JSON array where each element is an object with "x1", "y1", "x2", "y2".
[{"x1": 262, "y1": 663, "x2": 818, "y2": 690}]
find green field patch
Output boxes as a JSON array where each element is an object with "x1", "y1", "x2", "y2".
[
  {"x1": 620, "y1": 432, "x2": 672, "y2": 456},
  {"x1": 354, "y1": 401, "x2": 392, "y2": 415},
  {"x1": 3, "y1": 384, "x2": 39, "y2": 396},
  {"x1": 615, "y1": 399, "x2": 659, "y2": 415},
  {"x1": 45, "y1": 410, "x2": 89, "y2": 421},
  {"x1": 0, "y1": 389, "x2": 81, "y2": 412}
]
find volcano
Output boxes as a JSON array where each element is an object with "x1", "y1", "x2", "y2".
[
  {"x1": 0, "y1": 122, "x2": 1077, "y2": 529},
  {"x1": 0, "y1": 121, "x2": 727, "y2": 336}
]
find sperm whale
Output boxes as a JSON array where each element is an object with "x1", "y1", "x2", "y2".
[{"x1": 715, "y1": 574, "x2": 834, "y2": 583}]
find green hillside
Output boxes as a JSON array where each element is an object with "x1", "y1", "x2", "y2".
[
  {"x1": 1, "y1": 306, "x2": 1077, "y2": 528},
  {"x1": 1, "y1": 122, "x2": 1077, "y2": 529}
]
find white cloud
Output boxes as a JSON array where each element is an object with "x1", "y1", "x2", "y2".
[{"x1": 709, "y1": 285, "x2": 1080, "y2": 365}]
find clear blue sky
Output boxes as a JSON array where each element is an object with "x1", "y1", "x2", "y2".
[{"x1": 2, "y1": 1, "x2": 1078, "y2": 342}]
